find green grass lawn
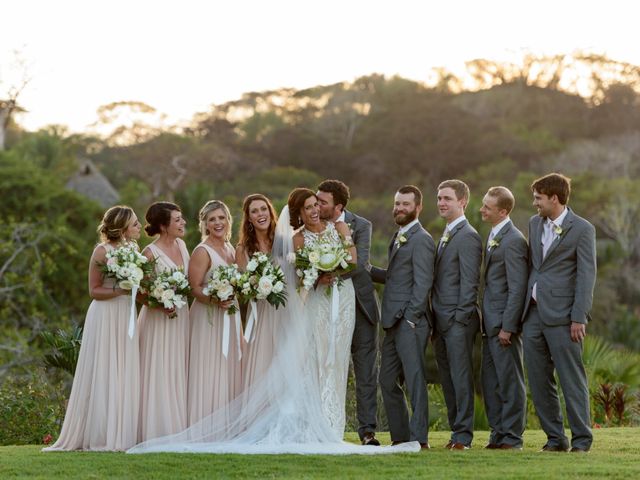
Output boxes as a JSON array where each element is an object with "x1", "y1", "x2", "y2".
[{"x1": 1, "y1": 429, "x2": 638, "y2": 479}]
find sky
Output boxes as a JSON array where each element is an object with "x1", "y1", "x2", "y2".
[{"x1": 2, "y1": 0, "x2": 639, "y2": 132}]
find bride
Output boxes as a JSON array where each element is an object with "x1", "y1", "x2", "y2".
[
  {"x1": 289, "y1": 188, "x2": 356, "y2": 437},
  {"x1": 128, "y1": 190, "x2": 419, "y2": 455}
]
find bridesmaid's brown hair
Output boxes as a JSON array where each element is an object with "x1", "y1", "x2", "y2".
[
  {"x1": 238, "y1": 194, "x2": 278, "y2": 256},
  {"x1": 144, "y1": 202, "x2": 181, "y2": 237}
]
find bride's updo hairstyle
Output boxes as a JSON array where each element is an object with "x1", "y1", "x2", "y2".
[
  {"x1": 287, "y1": 188, "x2": 316, "y2": 229},
  {"x1": 144, "y1": 201, "x2": 181, "y2": 237},
  {"x1": 97, "y1": 205, "x2": 135, "y2": 243},
  {"x1": 198, "y1": 200, "x2": 233, "y2": 241}
]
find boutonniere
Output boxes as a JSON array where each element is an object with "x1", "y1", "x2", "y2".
[
  {"x1": 441, "y1": 232, "x2": 450, "y2": 246},
  {"x1": 488, "y1": 238, "x2": 500, "y2": 249},
  {"x1": 396, "y1": 233, "x2": 407, "y2": 247},
  {"x1": 553, "y1": 225, "x2": 563, "y2": 236}
]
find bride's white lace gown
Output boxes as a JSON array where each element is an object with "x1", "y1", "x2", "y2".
[{"x1": 302, "y1": 222, "x2": 356, "y2": 438}]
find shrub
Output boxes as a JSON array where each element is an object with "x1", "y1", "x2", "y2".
[
  {"x1": 0, "y1": 369, "x2": 66, "y2": 445},
  {"x1": 41, "y1": 325, "x2": 83, "y2": 376}
]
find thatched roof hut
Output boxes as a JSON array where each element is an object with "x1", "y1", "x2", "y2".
[{"x1": 66, "y1": 159, "x2": 119, "y2": 207}]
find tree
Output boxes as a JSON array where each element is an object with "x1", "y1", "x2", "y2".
[
  {"x1": 0, "y1": 152, "x2": 102, "y2": 379},
  {"x1": 0, "y1": 50, "x2": 30, "y2": 151}
]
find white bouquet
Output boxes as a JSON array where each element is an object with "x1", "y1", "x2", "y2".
[
  {"x1": 99, "y1": 244, "x2": 153, "y2": 290},
  {"x1": 99, "y1": 243, "x2": 156, "y2": 337},
  {"x1": 294, "y1": 235, "x2": 354, "y2": 292},
  {"x1": 202, "y1": 263, "x2": 242, "y2": 315},
  {"x1": 238, "y1": 252, "x2": 287, "y2": 309},
  {"x1": 143, "y1": 268, "x2": 191, "y2": 319}
]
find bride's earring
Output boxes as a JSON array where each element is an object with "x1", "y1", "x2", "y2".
[{"x1": 248, "y1": 223, "x2": 254, "y2": 232}]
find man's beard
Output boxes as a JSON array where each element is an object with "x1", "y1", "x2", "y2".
[
  {"x1": 318, "y1": 209, "x2": 332, "y2": 221},
  {"x1": 394, "y1": 208, "x2": 418, "y2": 226}
]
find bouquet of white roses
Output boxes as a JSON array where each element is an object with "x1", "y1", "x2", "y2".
[
  {"x1": 99, "y1": 244, "x2": 154, "y2": 291},
  {"x1": 237, "y1": 252, "x2": 287, "y2": 309},
  {"x1": 202, "y1": 263, "x2": 242, "y2": 315},
  {"x1": 294, "y1": 236, "x2": 354, "y2": 291},
  {"x1": 143, "y1": 268, "x2": 191, "y2": 319}
]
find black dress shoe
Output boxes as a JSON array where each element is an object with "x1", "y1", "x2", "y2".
[
  {"x1": 420, "y1": 442, "x2": 431, "y2": 450},
  {"x1": 484, "y1": 443, "x2": 501, "y2": 449},
  {"x1": 362, "y1": 433, "x2": 380, "y2": 446},
  {"x1": 540, "y1": 444, "x2": 569, "y2": 452},
  {"x1": 449, "y1": 442, "x2": 470, "y2": 450},
  {"x1": 498, "y1": 444, "x2": 523, "y2": 450},
  {"x1": 570, "y1": 447, "x2": 590, "y2": 453},
  {"x1": 391, "y1": 440, "x2": 409, "y2": 446}
]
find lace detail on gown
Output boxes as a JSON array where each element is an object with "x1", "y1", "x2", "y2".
[{"x1": 301, "y1": 222, "x2": 356, "y2": 438}]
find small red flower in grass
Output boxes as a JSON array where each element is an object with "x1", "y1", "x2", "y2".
[
  {"x1": 593, "y1": 423, "x2": 602, "y2": 429},
  {"x1": 43, "y1": 434, "x2": 53, "y2": 445}
]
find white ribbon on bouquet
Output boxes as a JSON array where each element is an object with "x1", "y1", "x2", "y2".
[
  {"x1": 128, "y1": 284, "x2": 138, "y2": 339},
  {"x1": 325, "y1": 283, "x2": 339, "y2": 368},
  {"x1": 244, "y1": 300, "x2": 258, "y2": 342},
  {"x1": 222, "y1": 309, "x2": 243, "y2": 361}
]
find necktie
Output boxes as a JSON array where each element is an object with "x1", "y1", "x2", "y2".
[
  {"x1": 438, "y1": 227, "x2": 449, "y2": 253},
  {"x1": 533, "y1": 220, "x2": 556, "y2": 301},
  {"x1": 487, "y1": 230, "x2": 495, "y2": 251},
  {"x1": 542, "y1": 221, "x2": 556, "y2": 259},
  {"x1": 394, "y1": 229, "x2": 402, "y2": 248}
]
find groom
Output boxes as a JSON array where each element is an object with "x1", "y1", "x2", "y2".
[
  {"x1": 316, "y1": 179, "x2": 381, "y2": 446},
  {"x1": 369, "y1": 185, "x2": 435, "y2": 448}
]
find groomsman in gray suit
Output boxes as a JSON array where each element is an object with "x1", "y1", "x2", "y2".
[
  {"x1": 523, "y1": 173, "x2": 596, "y2": 453},
  {"x1": 316, "y1": 179, "x2": 381, "y2": 446},
  {"x1": 369, "y1": 185, "x2": 435, "y2": 448},
  {"x1": 432, "y1": 179, "x2": 482, "y2": 450},
  {"x1": 479, "y1": 186, "x2": 528, "y2": 450}
]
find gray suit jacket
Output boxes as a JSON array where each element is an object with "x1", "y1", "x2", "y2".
[
  {"x1": 523, "y1": 208, "x2": 596, "y2": 326},
  {"x1": 432, "y1": 219, "x2": 482, "y2": 333},
  {"x1": 370, "y1": 222, "x2": 435, "y2": 329},
  {"x1": 343, "y1": 210, "x2": 380, "y2": 324},
  {"x1": 481, "y1": 221, "x2": 528, "y2": 337}
]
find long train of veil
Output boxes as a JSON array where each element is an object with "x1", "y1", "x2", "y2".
[{"x1": 127, "y1": 206, "x2": 419, "y2": 455}]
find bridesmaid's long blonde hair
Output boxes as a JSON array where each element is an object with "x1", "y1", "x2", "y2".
[{"x1": 97, "y1": 205, "x2": 135, "y2": 243}]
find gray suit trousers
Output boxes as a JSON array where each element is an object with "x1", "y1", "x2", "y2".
[
  {"x1": 523, "y1": 305, "x2": 592, "y2": 450},
  {"x1": 481, "y1": 334, "x2": 526, "y2": 447},
  {"x1": 351, "y1": 307, "x2": 378, "y2": 439},
  {"x1": 379, "y1": 319, "x2": 430, "y2": 443},
  {"x1": 434, "y1": 321, "x2": 478, "y2": 445}
]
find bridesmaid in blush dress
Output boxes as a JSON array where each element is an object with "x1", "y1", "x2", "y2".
[
  {"x1": 236, "y1": 194, "x2": 280, "y2": 393},
  {"x1": 138, "y1": 202, "x2": 190, "y2": 442},
  {"x1": 187, "y1": 200, "x2": 243, "y2": 426},
  {"x1": 44, "y1": 206, "x2": 142, "y2": 451}
]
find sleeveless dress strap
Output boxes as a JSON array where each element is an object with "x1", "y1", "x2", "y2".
[{"x1": 195, "y1": 243, "x2": 218, "y2": 267}]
